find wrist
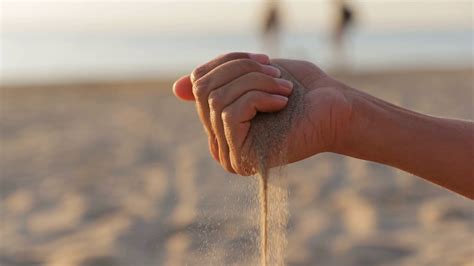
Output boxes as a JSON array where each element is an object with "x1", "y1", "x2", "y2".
[
  {"x1": 332, "y1": 85, "x2": 414, "y2": 164},
  {"x1": 331, "y1": 85, "x2": 373, "y2": 156}
]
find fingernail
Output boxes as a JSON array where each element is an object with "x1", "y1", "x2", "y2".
[
  {"x1": 261, "y1": 65, "x2": 281, "y2": 77},
  {"x1": 272, "y1": 94, "x2": 288, "y2": 102},
  {"x1": 275, "y1": 78, "x2": 293, "y2": 90},
  {"x1": 248, "y1": 53, "x2": 270, "y2": 64}
]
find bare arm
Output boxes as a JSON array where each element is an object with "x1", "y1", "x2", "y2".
[
  {"x1": 173, "y1": 53, "x2": 474, "y2": 199},
  {"x1": 336, "y1": 87, "x2": 474, "y2": 199}
]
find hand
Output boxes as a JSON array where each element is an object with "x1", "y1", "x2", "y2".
[{"x1": 173, "y1": 53, "x2": 353, "y2": 175}]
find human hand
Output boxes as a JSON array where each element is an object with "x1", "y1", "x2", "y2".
[{"x1": 173, "y1": 53, "x2": 353, "y2": 175}]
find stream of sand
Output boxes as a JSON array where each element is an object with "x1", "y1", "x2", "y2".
[{"x1": 248, "y1": 63, "x2": 305, "y2": 265}]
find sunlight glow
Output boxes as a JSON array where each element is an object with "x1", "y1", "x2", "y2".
[{"x1": 1, "y1": 0, "x2": 472, "y2": 33}]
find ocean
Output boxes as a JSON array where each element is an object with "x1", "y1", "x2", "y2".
[{"x1": 1, "y1": 29, "x2": 472, "y2": 85}]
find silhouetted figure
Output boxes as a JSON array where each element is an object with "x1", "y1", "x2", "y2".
[
  {"x1": 332, "y1": 0, "x2": 355, "y2": 69},
  {"x1": 262, "y1": 0, "x2": 281, "y2": 57}
]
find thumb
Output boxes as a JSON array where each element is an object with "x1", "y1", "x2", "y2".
[{"x1": 172, "y1": 75, "x2": 195, "y2": 101}]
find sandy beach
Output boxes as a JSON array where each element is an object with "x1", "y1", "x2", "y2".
[{"x1": 1, "y1": 68, "x2": 473, "y2": 266}]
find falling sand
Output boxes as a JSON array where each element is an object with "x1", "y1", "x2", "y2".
[{"x1": 246, "y1": 62, "x2": 306, "y2": 266}]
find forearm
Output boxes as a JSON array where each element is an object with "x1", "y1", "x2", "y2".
[{"x1": 337, "y1": 87, "x2": 474, "y2": 199}]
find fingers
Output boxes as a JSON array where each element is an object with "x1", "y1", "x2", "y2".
[
  {"x1": 222, "y1": 91, "x2": 289, "y2": 174},
  {"x1": 173, "y1": 75, "x2": 194, "y2": 101},
  {"x1": 195, "y1": 59, "x2": 281, "y2": 96},
  {"x1": 193, "y1": 59, "x2": 281, "y2": 135},
  {"x1": 208, "y1": 72, "x2": 293, "y2": 172},
  {"x1": 173, "y1": 52, "x2": 269, "y2": 102},
  {"x1": 177, "y1": 52, "x2": 293, "y2": 174},
  {"x1": 208, "y1": 72, "x2": 292, "y2": 107},
  {"x1": 192, "y1": 55, "x2": 281, "y2": 165},
  {"x1": 191, "y1": 52, "x2": 270, "y2": 83}
]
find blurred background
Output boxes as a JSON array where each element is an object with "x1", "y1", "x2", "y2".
[{"x1": 1, "y1": 0, "x2": 473, "y2": 265}]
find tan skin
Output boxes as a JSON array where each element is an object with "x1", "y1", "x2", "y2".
[{"x1": 173, "y1": 52, "x2": 474, "y2": 199}]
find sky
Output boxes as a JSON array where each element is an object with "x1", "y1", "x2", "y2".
[{"x1": 1, "y1": 0, "x2": 473, "y2": 34}]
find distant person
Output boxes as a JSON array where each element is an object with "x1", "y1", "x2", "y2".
[
  {"x1": 262, "y1": 0, "x2": 281, "y2": 57},
  {"x1": 332, "y1": 0, "x2": 355, "y2": 69},
  {"x1": 173, "y1": 52, "x2": 474, "y2": 199}
]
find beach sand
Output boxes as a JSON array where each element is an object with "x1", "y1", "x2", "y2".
[{"x1": 1, "y1": 68, "x2": 473, "y2": 266}]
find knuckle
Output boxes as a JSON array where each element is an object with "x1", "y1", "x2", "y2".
[
  {"x1": 221, "y1": 109, "x2": 233, "y2": 124},
  {"x1": 238, "y1": 59, "x2": 261, "y2": 71},
  {"x1": 257, "y1": 71, "x2": 278, "y2": 86},
  {"x1": 191, "y1": 65, "x2": 208, "y2": 82},
  {"x1": 220, "y1": 52, "x2": 244, "y2": 62},
  {"x1": 245, "y1": 71, "x2": 270, "y2": 83},
  {"x1": 218, "y1": 52, "x2": 234, "y2": 61},
  {"x1": 267, "y1": 75, "x2": 279, "y2": 86},
  {"x1": 192, "y1": 78, "x2": 210, "y2": 100},
  {"x1": 243, "y1": 92, "x2": 258, "y2": 104},
  {"x1": 208, "y1": 90, "x2": 223, "y2": 110},
  {"x1": 257, "y1": 74, "x2": 279, "y2": 91},
  {"x1": 235, "y1": 59, "x2": 260, "y2": 72}
]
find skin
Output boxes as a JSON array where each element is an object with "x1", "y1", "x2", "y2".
[{"x1": 173, "y1": 52, "x2": 474, "y2": 199}]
